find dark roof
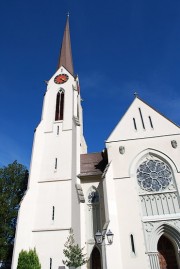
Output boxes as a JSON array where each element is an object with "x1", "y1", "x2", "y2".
[
  {"x1": 57, "y1": 15, "x2": 74, "y2": 75},
  {"x1": 79, "y1": 152, "x2": 108, "y2": 178}
]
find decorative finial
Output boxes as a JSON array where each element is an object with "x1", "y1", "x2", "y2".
[
  {"x1": 44, "y1": 80, "x2": 49, "y2": 85},
  {"x1": 134, "y1": 92, "x2": 138, "y2": 97}
]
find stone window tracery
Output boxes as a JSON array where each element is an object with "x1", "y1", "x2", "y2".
[
  {"x1": 137, "y1": 159, "x2": 172, "y2": 192},
  {"x1": 137, "y1": 156, "x2": 180, "y2": 216}
]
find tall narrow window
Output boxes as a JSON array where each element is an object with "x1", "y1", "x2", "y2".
[
  {"x1": 57, "y1": 126, "x2": 59, "y2": 135},
  {"x1": 149, "y1": 116, "x2": 153, "y2": 129},
  {"x1": 139, "y1": 108, "x2": 145, "y2": 129},
  {"x1": 133, "y1": 118, "x2": 137, "y2": 130},
  {"x1": 130, "y1": 234, "x2": 135, "y2": 254},
  {"x1": 52, "y1": 206, "x2": 55, "y2": 220},
  {"x1": 50, "y1": 258, "x2": 52, "y2": 269},
  {"x1": 55, "y1": 89, "x2": 64, "y2": 121},
  {"x1": 77, "y1": 103, "x2": 79, "y2": 119},
  {"x1": 55, "y1": 158, "x2": 57, "y2": 170}
]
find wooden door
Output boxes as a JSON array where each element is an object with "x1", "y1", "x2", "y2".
[
  {"x1": 158, "y1": 235, "x2": 178, "y2": 269},
  {"x1": 91, "y1": 247, "x2": 101, "y2": 269}
]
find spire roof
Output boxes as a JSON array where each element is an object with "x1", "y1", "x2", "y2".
[{"x1": 57, "y1": 15, "x2": 74, "y2": 75}]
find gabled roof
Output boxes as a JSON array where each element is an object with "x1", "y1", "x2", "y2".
[
  {"x1": 57, "y1": 15, "x2": 74, "y2": 75},
  {"x1": 79, "y1": 152, "x2": 108, "y2": 178},
  {"x1": 106, "y1": 96, "x2": 180, "y2": 143}
]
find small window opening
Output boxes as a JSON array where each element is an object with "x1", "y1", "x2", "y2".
[
  {"x1": 77, "y1": 103, "x2": 79, "y2": 119},
  {"x1": 57, "y1": 126, "x2": 59, "y2": 135},
  {"x1": 139, "y1": 108, "x2": 145, "y2": 129},
  {"x1": 149, "y1": 116, "x2": 153, "y2": 128},
  {"x1": 55, "y1": 90, "x2": 64, "y2": 121},
  {"x1": 133, "y1": 118, "x2": 137, "y2": 130},
  {"x1": 55, "y1": 158, "x2": 57, "y2": 170},
  {"x1": 50, "y1": 258, "x2": 52, "y2": 269},
  {"x1": 52, "y1": 206, "x2": 55, "y2": 220},
  {"x1": 130, "y1": 234, "x2": 135, "y2": 254}
]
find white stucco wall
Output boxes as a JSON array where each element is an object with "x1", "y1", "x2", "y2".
[
  {"x1": 104, "y1": 97, "x2": 180, "y2": 269},
  {"x1": 12, "y1": 66, "x2": 86, "y2": 269}
]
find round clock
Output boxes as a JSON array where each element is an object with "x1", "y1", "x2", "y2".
[{"x1": 54, "y1": 74, "x2": 69, "y2": 84}]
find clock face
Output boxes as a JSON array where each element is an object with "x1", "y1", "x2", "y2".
[{"x1": 54, "y1": 74, "x2": 69, "y2": 84}]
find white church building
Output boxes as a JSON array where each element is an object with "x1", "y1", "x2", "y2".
[{"x1": 12, "y1": 16, "x2": 180, "y2": 269}]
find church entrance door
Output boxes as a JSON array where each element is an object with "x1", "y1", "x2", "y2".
[
  {"x1": 158, "y1": 235, "x2": 179, "y2": 269},
  {"x1": 91, "y1": 247, "x2": 101, "y2": 269}
]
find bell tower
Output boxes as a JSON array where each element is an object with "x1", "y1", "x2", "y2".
[{"x1": 12, "y1": 15, "x2": 87, "y2": 269}]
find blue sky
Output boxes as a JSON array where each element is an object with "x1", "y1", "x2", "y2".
[{"x1": 0, "y1": 0, "x2": 180, "y2": 168}]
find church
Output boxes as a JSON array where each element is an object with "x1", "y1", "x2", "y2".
[{"x1": 12, "y1": 16, "x2": 180, "y2": 269}]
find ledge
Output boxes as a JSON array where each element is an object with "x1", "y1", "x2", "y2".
[{"x1": 32, "y1": 227, "x2": 71, "y2": 232}]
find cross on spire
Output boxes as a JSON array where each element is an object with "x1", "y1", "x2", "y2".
[{"x1": 134, "y1": 92, "x2": 138, "y2": 97}]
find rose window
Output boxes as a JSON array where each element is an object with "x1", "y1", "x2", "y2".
[{"x1": 137, "y1": 159, "x2": 172, "y2": 192}]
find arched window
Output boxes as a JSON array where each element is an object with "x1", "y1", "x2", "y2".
[
  {"x1": 137, "y1": 159, "x2": 172, "y2": 192},
  {"x1": 55, "y1": 89, "x2": 64, "y2": 121},
  {"x1": 136, "y1": 155, "x2": 180, "y2": 216}
]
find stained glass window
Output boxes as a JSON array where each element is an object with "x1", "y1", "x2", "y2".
[{"x1": 137, "y1": 159, "x2": 172, "y2": 192}]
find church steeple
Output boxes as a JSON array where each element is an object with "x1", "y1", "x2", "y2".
[
  {"x1": 57, "y1": 15, "x2": 74, "y2": 75},
  {"x1": 12, "y1": 15, "x2": 87, "y2": 269}
]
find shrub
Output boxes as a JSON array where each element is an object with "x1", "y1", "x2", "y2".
[
  {"x1": 63, "y1": 232, "x2": 87, "y2": 268},
  {"x1": 17, "y1": 248, "x2": 41, "y2": 269}
]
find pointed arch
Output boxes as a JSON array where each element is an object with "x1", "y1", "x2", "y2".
[
  {"x1": 149, "y1": 223, "x2": 180, "y2": 252},
  {"x1": 130, "y1": 148, "x2": 178, "y2": 178},
  {"x1": 158, "y1": 235, "x2": 179, "y2": 269},
  {"x1": 131, "y1": 149, "x2": 180, "y2": 216},
  {"x1": 147, "y1": 224, "x2": 180, "y2": 269},
  {"x1": 55, "y1": 88, "x2": 64, "y2": 121},
  {"x1": 90, "y1": 246, "x2": 102, "y2": 269},
  {"x1": 131, "y1": 148, "x2": 178, "y2": 194}
]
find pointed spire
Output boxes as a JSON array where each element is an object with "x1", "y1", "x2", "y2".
[{"x1": 57, "y1": 14, "x2": 74, "y2": 75}]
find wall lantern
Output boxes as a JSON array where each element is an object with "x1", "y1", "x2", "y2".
[
  {"x1": 95, "y1": 229, "x2": 114, "y2": 245},
  {"x1": 106, "y1": 229, "x2": 114, "y2": 244}
]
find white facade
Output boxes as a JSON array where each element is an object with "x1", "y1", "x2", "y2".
[
  {"x1": 12, "y1": 18, "x2": 180, "y2": 269},
  {"x1": 12, "y1": 64, "x2": 87, "y2": 269},
  {"x1": 103, "y1": 98, "x2": 180, "y2": 269}
]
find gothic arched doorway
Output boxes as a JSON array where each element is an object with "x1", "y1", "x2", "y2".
[
  {"x1": 158, "y1": 235, "x2": 179, "y2": 269},
  {"x1": 90, "y1": 247, "x2": 101, "y2": 269}
]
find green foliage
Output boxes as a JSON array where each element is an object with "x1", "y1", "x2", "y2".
[
  {"x1": 0, "y1": 161, "x2": 28, "y2": 268},
  {"x1": 63, "y1": 232, "x2": 87, "y2": 268},
  {"x1": 17, "y1": 248, "x2": 41, "y2": 269}
]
